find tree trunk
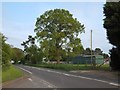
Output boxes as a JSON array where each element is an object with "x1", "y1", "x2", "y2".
[
  {"x1": 56, "y1": 49, "x2": 60, "y2": 64},
  {"x1": 57, "y1": 59, "x2": 60, "y2": 64}
]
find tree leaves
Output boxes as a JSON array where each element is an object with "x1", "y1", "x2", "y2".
[
  {"x1": 103, "y1": 2, "x2": 120, "y2": 47},
  {"x1": 34, "y1": 9, "x2": 85, "y2": 63},
  {"x1": 103, "y1": 2, "x2": 120, "y2": 70}
]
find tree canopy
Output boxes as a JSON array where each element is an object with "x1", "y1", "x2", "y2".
[
  {"x1": 34, "y1": 9, "x2": 85, "y2": 63},
  {"x1": 103, "y1": 2, "x2": 120, "y2": 47},
  {"x1": 11, "y1": 47, "x2": 24, "y2": 64},
  {"x1": 1, "y1": 33, "x2": 25, "y2": 69},
  {"x1": 103, "y1": 2, "x2": 120, "y2": 70},
  {"x1": 1, "y1": 33, "x2": 12, "y2": 67}
]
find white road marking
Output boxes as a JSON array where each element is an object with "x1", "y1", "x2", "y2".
[
  {"x1": 64, "y1": 73, "x2": 70, "y2": 76},
  {"x1": 92, "y1": 79, "x2": 109, "y2": 83},
  {"x1": 48, "y1": 85, "x2": 53, "y2": 88},
  {"x1": 47, "y1": 70, "x2": 50, "y2": 72},
  {"x1": 40, "y1": 79, "x2": 57, "y2": 88},
  {"x1": 18, "y1": 67, "x2": 32, "y2": 74},
  {"x1": 28, "y1": 78, "x2": 33, "y2": 82},
  {"x1": 109, "y1": 83, "x2": 120, "y2": 86}
]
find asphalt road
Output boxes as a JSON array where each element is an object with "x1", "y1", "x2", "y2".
[{"x1": 2, "y1": 65, "x2": 119, "y2": 88}]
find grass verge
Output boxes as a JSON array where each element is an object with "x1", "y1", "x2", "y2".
[
  {"x1": 2, "y1": 65, "x2": 24, "y2": 83},
  {"x1": 27, "y1": 63, "x2": 110, "y2": 71},
  {"x1": 96, "y1": 64, "x2": 110, "y2": 71}
]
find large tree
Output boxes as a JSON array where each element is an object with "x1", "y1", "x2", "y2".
[
  {"x1": 34, "y1": 9, "x2": 84, "y2": 64},
  {"x1": 103, "y1": 2, "x2": 120, "y2": 70}
]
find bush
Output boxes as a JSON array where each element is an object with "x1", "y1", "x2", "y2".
[{"x1": 110, "y1": 47, "x2": 120, "y2": 71}]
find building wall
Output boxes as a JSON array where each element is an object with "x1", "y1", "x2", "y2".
[{"x1": 72, "y1": 55, "x2": 104, "y2": 64}]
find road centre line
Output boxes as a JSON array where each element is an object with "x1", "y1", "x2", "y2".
[{"x1": 25, "y1": 66, "x2": 120, "y2": 87}]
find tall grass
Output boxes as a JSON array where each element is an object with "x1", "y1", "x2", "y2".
[{"x1": 2, "y1": 65, "x2": 24, "y2": 83}]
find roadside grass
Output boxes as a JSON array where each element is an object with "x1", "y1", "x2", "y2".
[
  {"x1": 27, "y1": 63, "x2": 111, "y2": 71},
  {"x1": 2, "y1": 65, "x2": 24, "y2": 83},
  {"x1": 96, "y1": 64, "x2": 110, "y2": 71}
]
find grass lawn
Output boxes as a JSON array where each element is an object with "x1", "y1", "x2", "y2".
[
  {"x1": 27, "y1": 63, "x2": 111, "y2": 71},
  {"x1": 2, "y1": 65, "x2": 24, "y2": 83}
]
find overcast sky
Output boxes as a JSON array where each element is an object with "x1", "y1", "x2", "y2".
[{"x1": 2, "y1": 2, "x2": 113, "y2": 54}]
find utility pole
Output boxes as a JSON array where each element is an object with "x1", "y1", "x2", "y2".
[{"x1": 90, "y1": 30, "x2": 92, "y2": 65}]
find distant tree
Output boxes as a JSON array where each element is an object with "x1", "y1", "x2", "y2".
[
  {"x1": 21, "y1": 35, "x2": 35, "y2": 51},
  {"x1": 21, "y1": 35, "x2": 43, "y2": 64},
  {"x1": 11, "y1": 47, "x2": 24, "y2": 64},
  {"x1": 34, "y1": 9, "x2": 84, "y2": 64},
  {"x1": 103, "y1": 2, "x2": 120, "y2": 70},
  {"x1": 83, "y1": 48, "x2": 91, "y2": 55},
  {"x1": 94, "y1": 48, "x2": 103, "y2": 55},
  {"x1": 102, "y1": 53, "x2": 109, "y2": 59}
]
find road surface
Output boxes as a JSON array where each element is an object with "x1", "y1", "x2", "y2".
[{"x1": 2, "y1": 65, "x2": 119, "y2": 89}]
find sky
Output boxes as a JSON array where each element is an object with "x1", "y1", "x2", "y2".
[{"x1": 2, "y1": 2, "x2": 113, "y2": 54}]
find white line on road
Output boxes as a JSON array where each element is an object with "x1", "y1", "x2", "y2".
[
  {"x1": 64, "y1": 73, "x2": 71, "y2": 76},
  {"x1": 47, "y1": 85, "x2": 53, "y2": 88},
  {"x1": 109, "y1": 83, "x2": 120, "y2": 86},
  {"x1": 18, "y1": 67, "x2": 32, "y2": 74},
  {"x1": 64, "y1": 73, "x2": 120, "y2": 87},
  {"x1": 28, "y1": 78, "x2": 33, "y2": 82},
  {"x1": 92, "y1": 78, "x2": 109, "y2": 83},
  {"x1": 40, "y1": 78, "x2": 57, "y2": 88}
]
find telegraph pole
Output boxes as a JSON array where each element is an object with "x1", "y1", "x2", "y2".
[{"x1": 90, "y1": 30, "x2": 92, "y2": 65}]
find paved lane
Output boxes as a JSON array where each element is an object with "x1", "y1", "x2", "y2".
[{"x1": 2, "y1": 65, "x2": 119, "y2": 88}]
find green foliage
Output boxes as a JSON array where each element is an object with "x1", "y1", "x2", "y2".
[
  {"x1": 83, "y1": 48, "x2": 91, "y2": 55},
  {"x1": 34, "y1": 9, "x2": 85, "y2": 63},
  {"x1": 1, "y1": 32, "x2": 25, "y2": 68},
  {"x1": 83, "y1": 48, "x2": 109, "y2": 59},
  {"x1": 28, "y1": 64, "x2": 93, "y2": 71},
  {"x1": 27, "y1": 64, "x2": 110, "y2": 71},
  {"x1": 2, "y1": 65, "x2": 24, "y2": 82},
  {"x1": 110, "y1": 48, "x2": 120, "y2": 70},
  {"x1": 94, "y1": 48, "x2": 103, "y2": 55},
  {"x1": 104, "y1": 2, "x2": 120, "y2": 47},
  {"x1": 102, "y1": 53, "x2": 109, "y2": 59},
  {"x1": 21, "y1": 35, "x2": 43, "y2": 64},
  {"x1": 103, "y1": 2, "x2": 120, "y2": 70},
  {"x1": 11, "y1": 48, "x2": 24, "y2": 64},
  {"x1": 1, "y1": 33, "x2": 12, "y2": 67}
]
